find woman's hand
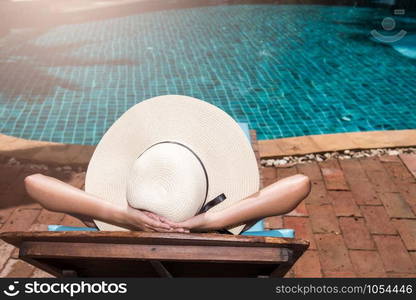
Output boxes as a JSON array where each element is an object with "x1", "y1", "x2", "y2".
[
  {"x1": 124, "y1": 205, "x2": 189, "y2": 233},
  {"x1": 170, "y1": 211, "x2": 221, "y2": 232}
]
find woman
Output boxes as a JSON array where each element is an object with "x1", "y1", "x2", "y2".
[
  {"x1": 24, "y1": 95, "x2": 312, "y2": 234},
  {"x1": 24, "y1": 172, "x2": 311, "y2": 233}
]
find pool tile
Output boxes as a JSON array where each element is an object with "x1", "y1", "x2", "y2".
[{"x1": 1, "y1": 4, "x2": 416, "y2": 144}]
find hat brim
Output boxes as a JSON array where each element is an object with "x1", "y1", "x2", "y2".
[{"x1": 85, "y1": 95, "x2": 260, "y2": 235}]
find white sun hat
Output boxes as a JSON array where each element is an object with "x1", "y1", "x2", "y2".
[{"x1": 85, "y1": 95, "x2": 260, "y2": 235}]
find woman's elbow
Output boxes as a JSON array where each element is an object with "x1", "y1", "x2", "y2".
[
  {"x1": 285, "y1": 174, "x2": 311, "y2": 213},
  {"x1": 24, "y1": 173, "x2": 45, "y2": 195},
  {"x1": 295, "y1": 174, "x2": 311, "y2": 199}
]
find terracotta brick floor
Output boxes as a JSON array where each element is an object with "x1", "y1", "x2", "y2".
[
  {"x1": 263, "y1": 154, "x2": 416, "y2": 278},
  {"x1": 0, "y1": 156, "x2": 88, "y2": 278},
  {"x1": 1, "y1": 154, "x2": 416, "y2": 278}
]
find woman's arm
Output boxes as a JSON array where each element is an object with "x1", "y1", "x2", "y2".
[
  {"x1": 24, "y1": 173, "x2": 187, "y2": 232},
  {"x1": 173, "y1": 174, "x2": 311, "y2": 232},
  {"x1": 24, "y1": 173, "x2": 311, "y2": 234}
]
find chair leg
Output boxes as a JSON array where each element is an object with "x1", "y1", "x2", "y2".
[
  {"x1": 149, "y1": 261, "x2": 173, "y2": 278},
  {"x1": 62, "y1": 270, "x2": 78, "y2": 277}
]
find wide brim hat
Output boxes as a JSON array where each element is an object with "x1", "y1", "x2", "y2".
[{"x1": 85, "y1": 95, "x2": 260, "y2": 234}]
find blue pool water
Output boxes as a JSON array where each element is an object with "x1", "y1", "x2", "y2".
[{"x1": 0, "y1": 4, "x2": 415, "y2": 143}]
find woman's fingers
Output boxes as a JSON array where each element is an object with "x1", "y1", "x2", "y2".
[
  {"x1": 142, "y1": 211, "x2": 161, "y2": 222},
  {"x1": 141, "y1": 211, "x2": 186, "y2": 229},
  {"x1": 172, "y1": 213, "x2": 208, "y2": 230},
  {"x1": 128, "y1": 208, "x2": 190, "y2": 232},
  {"x1": 139, "y1": 213, "x2": 171, "y2": 230},
  {"x1": 144, "y1": 224, "x2": 169, "y2": 232},
  {"x1": 148, "y1": 220, "x2": 172, "y2": 231},
  {"x1": 144, "y1": 224, "x2": 189, "y2": 233},
  {"x1": 142, "y1": 226, "x2": 156, "y2": 232},
  {"x1": 142, "y1": 211, "x2": 174, "y2": 225},
  {"x1": 131, "y1": 210, "x2": 191, "y2": 233},
  {"x1": 159, "y1": 216, "x2": 180, "y2": 227}
]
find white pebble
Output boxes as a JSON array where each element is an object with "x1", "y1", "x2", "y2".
[{"x1": 266, "y1": 159, "x2": 274, "y2": 167}]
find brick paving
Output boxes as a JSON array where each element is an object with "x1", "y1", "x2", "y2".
[
  {"x1": 278, "y1": 155, "x2": 416, "y2": 278},
  {"x1": 0, "y1": 154, "x2": 416, "y2": 277},
  {"x1": 0, "y1": 156, "x2": 87, "y2": 278}
]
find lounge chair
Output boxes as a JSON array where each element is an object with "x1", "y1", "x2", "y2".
[{"x1": 0, "y1": 125, "x2": 309, "y2": 277}]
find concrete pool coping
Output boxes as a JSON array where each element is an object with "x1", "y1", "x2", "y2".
[
  {"x1": 1, "y1": 129, "x2": 416, "y2": 164},
  {"x1": 259, "y1": 129, "x2": 416, "y2": 158},
  {"x1": 0, "y1": 133, "x2": 95, "y2": 165}
]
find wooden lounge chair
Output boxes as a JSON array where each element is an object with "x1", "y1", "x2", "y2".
[
  {"x1": 0, "y1": 126, "x2": 309, "y2": 277},
  {"x1": 0, "y1": 231, "x2": 308, "y2": 277}
]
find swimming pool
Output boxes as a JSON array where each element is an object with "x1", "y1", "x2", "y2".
[{"x1": 0, "y1": 4, "x2": 415, "y2": 143}]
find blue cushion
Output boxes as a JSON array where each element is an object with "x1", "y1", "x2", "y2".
[
  {"x1": 48, "y1": 225, "x2": 294, "y2": 238},
  {"x1": 48, "y1": 225, "x2": 98, "y2": 231},
  {"x1": 241, "y1": 229, "x2": 295, "y2": 238},
  {"x1": 243, "y1": 219, "x2": 265, "y2": 232}
]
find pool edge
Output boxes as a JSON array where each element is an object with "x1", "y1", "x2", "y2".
[
  {"x1": 259, "y1": 129, "x2": 416, "y2": 158},
  {"x1": 0, "y1": 133, "x2": 95, "y2": 165},
  {"x1": 1, "y1": 130, "x2": 415, "y2": 164}
]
